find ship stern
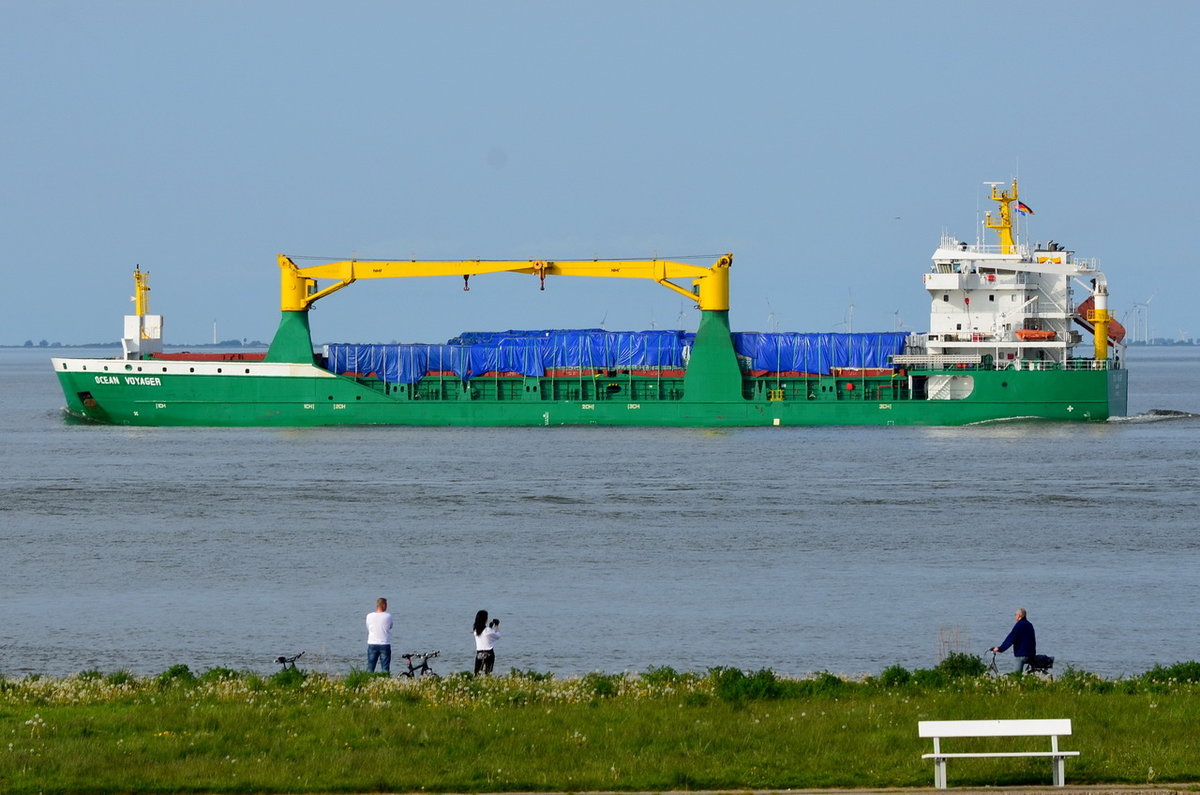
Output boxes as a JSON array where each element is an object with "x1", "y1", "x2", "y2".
[{"x1": 1108, "y1": 366, "x2": 1129, "y2": 418}]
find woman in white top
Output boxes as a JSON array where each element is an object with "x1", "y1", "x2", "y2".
[{"x1": 473, "y1": 609, "x2": 500, "y2": 675}]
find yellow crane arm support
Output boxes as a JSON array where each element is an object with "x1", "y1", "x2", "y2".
[
  {"x1": 133, "y1": 267, "x2": 150, "y2": 316},
  {"x1": 277, "y1": 253, "x2": 733, "y2": 312}
]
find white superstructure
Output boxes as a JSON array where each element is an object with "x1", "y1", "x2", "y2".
[{"x1": 906, "y1": 180, "x2": 1122, "y2": 371}]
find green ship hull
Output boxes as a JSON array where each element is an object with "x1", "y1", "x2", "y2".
[
  {"x1": 53, "y1": 310, "x2": 1128, "y2": 427},
  {"x1": 51, "y1": 365, "x2": 1128, "y2": 427}
]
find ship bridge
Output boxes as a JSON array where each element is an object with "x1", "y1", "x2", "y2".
[{"x1": 919, "y1": 182, "x2": 1117, "y2": 370}]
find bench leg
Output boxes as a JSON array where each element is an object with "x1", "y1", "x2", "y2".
[
  {"x1": 1054, "y1": 756, "x2": 1065, "y2": 786},
  {"x1": 934, "y1": 758, "x2": 947, "y2": 789}
]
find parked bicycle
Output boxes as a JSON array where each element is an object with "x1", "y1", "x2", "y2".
[{"x1": 399, "y1": 650, "x2": 440, "y2": 678}]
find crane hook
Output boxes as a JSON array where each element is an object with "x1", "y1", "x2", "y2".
[
  {"x1": 463, "y1": 274, "x2": 470, "y2": 292},
  {"x1": 533, "y1": 260, "x2": 551, "y2": 291}
]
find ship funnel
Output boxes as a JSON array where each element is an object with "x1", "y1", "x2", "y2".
[{"x1": 1091, "y1": 282, "x2": 1111, "y2": 361}]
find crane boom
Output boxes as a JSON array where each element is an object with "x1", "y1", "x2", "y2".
[{"x1": 277, "y1": 253, "x2": 733, "y2": 313}]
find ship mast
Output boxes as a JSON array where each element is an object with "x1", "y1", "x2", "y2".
[
  {"x1": 123, "y1": 266, "x2": 163, "y2": 358},
  {"x1": 983, "y1": 179, "x2": 1020, "y2": 254},
  {"x1": 133, "y1": 266, "x2": 150, "y2": 320}
]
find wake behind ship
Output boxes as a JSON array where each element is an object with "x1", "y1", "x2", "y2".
[{"x1": 53, "y1": 181, "x2": 1128, "y2": 427}]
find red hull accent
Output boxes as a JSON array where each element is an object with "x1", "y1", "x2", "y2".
[{"x1": 151, "y1": 352, "x2": 268, "y2": 362}]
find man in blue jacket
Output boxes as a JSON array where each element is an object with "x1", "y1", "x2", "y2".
[{"x1": 991, "y1": 608, "x2": 1036, "y2": 674}]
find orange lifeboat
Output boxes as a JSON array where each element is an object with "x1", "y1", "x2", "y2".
[
  {"x1": 1015, "y1": 329, "x2": 1057, "y2": 341},
  {"x1": 1075, "y1": 296, "x2": 1127, "y2": 342}
]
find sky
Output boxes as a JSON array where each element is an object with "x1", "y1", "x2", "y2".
[{"x1": 3, "y1": 1, "x2": 1198, "y2": 347}]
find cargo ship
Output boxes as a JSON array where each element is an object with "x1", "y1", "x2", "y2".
[{"x1": 53, "y1": 180, "x2": 1128, "y2": 427}]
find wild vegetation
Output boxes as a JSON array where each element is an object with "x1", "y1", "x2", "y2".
[{"x1": 2, "y1": 656, "x2": 1199, "y2": 793}]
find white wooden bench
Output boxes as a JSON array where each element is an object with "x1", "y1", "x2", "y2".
[{"x1": 918, "y1": 718, "x2": 1079, "y2": 789}]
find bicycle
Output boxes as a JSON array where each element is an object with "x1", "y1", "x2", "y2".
[
  {"x1": 1024, "y1": 653, "x2": 1055, "y2": 678},
  {"x1": 399, "y1": 650, "x2": 440, "y2": 678},
  {"x1": 274, "y1": 651, "x2": 304, "y2": 671},
  {"x1": 984, "y1": 649, "x2": 1055, "y2": 678}
]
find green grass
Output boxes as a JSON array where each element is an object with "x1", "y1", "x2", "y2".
[{"x1": 1, "y1": 660, "x2": 1198, "y2": 793}]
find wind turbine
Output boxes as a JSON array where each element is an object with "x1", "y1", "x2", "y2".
[
  {"x1": 835, "y1": 302, "x2": 855, "y2": 333},
  {"x1": 1133, "y1": 294, "x2": 1155, "y2": 343},
  {"x1": 832, "y1": 291, "x2": 855, "y2": 333},
  {"x1": 766, "y1": 299, "x2": 779, "y2": 333}
]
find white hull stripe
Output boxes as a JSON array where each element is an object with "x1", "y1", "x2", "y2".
[{"x1": 51, "y1": 358, "x2": 336, "y2": 379}]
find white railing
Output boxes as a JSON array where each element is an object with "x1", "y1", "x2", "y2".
[
  {"x1": 893, "y1": 354, "x2": 982, "y2": 367},
  {"x1": 1063, "y1": 358, "x2": 1115, "y2": 371},
  {"x1": 1016, "y1": 358, "x2": 1115, "y2": 372}
]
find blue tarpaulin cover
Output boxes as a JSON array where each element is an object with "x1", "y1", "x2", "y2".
[
  {"x1": 323, "y1": 344, "x2": 467, "y2": 384},
  {"x1": 326, "y1": 330, "x2": 906, "y2": 384},
  {"x1": 449, "y1": 329, "x2": 691, "y2": 370},
  {"x1": 731, "y1": 332, "x2": 907, "y2": 373}
]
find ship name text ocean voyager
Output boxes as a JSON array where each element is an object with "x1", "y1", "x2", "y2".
[{"x1": 95, "y1": 375, "x2": 162, "y2": 386}]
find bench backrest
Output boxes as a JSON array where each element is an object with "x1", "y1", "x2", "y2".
[{"x1": 919, "y1": 719, "x2": 1071, "y2": 738}]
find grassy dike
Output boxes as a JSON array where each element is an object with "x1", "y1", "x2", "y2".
[{"x1": 2, "y1": 658, "x2": 1199, "y2": 794}]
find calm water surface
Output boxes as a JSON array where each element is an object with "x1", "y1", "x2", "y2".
[{"x1": 2, "y1": 346, "x2": 1198, "y2": 679}]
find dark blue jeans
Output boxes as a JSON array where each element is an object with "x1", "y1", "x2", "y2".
[{"x1": 367, "y1": 644, "x2": 391, "y2": 673}]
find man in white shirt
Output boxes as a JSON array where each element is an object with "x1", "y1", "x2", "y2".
[{"x1": 366, "y1": 597, "x2": 393, "y2": 674}]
